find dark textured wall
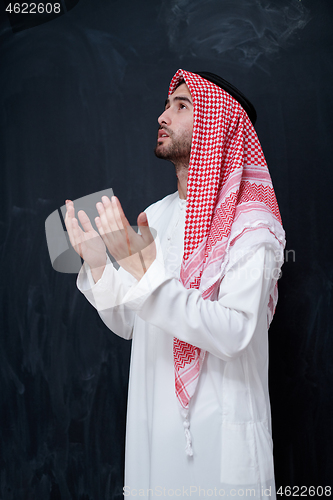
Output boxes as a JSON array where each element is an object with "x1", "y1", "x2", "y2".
[{"x1": 0, "y1": 0, "x2": 332, "y2": 498}]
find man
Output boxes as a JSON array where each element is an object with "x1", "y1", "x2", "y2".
[{"x1": 65, "y1": 69, "x2": 285, "y2": 499}]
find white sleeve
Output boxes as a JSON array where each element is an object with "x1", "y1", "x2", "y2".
[
  {"x1": 76, "y1": 256, "x2": 137, "y2": 340},
  {"x1": 121, "y1": 245, "x2": 277, "y2": 361}
]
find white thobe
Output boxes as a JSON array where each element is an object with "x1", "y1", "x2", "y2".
[{"x1": 77, "y1": 192, "x2": 278, "y2": 499}]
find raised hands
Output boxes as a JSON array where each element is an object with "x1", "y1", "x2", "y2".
[
  {"x1": 65, "y1": 200, "x2": 107, "y2": 283},
  {"x1": 65, "y1": 196, "x2": 156, "y2": 283},
  {"x1": 95, "y1": 196, "x2": 156, "y2": 281}
]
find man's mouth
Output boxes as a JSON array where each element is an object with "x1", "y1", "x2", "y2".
[{"x1": 158, "y1": 129, "x2": 170, "y2": 140}]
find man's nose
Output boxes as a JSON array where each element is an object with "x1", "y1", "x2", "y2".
[{"x1": 158, "y1": 109, "x2": 171, "y2": 126}]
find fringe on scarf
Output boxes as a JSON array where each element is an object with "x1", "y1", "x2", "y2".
[{"x1": 180, "y1": 408, "x2": 193, "y2": 457}]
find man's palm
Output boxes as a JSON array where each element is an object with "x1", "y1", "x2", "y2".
[{"x1": 65, "y1": 201, "x2": 106, "y2": 270}]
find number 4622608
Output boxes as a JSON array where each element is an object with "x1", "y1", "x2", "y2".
[
  {"x1": 6, "y1": 3, "x2": 61, "y2": 14},
  {"x1": 277, "y1": 486, "x2": 331, "y2": 497}
]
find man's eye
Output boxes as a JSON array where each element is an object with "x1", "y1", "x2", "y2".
[{"x1": 179, "y1": 103, "x2": 186, "y2": 109}]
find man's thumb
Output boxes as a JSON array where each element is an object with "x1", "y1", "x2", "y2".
[
  {"x1": 138, "y1": 212, "x2": 148, "y2": 225},
  {"x1": 138, "y1": 212, "x2": 152, "y2": 239}
]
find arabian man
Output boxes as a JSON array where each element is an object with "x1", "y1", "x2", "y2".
[{"x1": 65, "y1": 69, "x2": 285, "y2": 499}]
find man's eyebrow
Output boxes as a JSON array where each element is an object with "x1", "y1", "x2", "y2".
[{"x1": 164, "y1": 96, "x2": 193, "y2": 108}]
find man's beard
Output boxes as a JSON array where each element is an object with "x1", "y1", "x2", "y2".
[{"x1": 154, "y1": 128, "x2": 192, "y2": 165}]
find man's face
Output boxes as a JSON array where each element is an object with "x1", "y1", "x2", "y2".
[{"x1": 154, "y1": 83, "x2": 193, "y2": 165}]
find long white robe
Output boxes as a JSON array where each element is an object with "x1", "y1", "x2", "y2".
[{"x1": 77, "y1": 192, "x2": 278, "y2": 499}]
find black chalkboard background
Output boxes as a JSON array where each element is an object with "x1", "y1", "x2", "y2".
[{"x1": 1, "y1": 0, "x2": 332, "y2": 498}]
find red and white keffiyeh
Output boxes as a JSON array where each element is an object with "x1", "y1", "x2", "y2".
[{"x1": 169, "y1": 70, "x2": 285, "y2": 453}]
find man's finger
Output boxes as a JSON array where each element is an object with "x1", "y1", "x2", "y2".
[
  {"x1": 77, "y1": 210, "x2": 95, "y2": 233},
  {"x1": 96, "y1": 201, "x2": 113, "y2": 237},
  {"x1": 101, "y1": 196, "x2": 119, "y2": 233},
  {"x1": 96, "y1": 216, "x2": 115, "y2": 254},
  {"x1": 112, "y1": 196, "x2": 130, "y2": 230},
  {"x1": 64, "y1": 200, "x2": 74, "y2": 226},
  {"x1": 65, "y1": 200, "x2": 76, "y2": 246},
  {"x1": 137, "y1": 212, "x2": 154, "y2": 243},
  {"x1": 71, "y1": 217, "x2": 82, "y2": 253},
  {"x1": 111, "y1": 197, "x2": 138, "y2": 255},
  {"x1": 95, "y1": 216, "x2": 105, "y2": 235},
  {"x1": 137, "y1": 212, "x2": 148, "y2": 226}
]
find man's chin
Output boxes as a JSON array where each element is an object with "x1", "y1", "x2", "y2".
[{"x1": 154, "y1": 145, "x2": 171, "y2": 160}]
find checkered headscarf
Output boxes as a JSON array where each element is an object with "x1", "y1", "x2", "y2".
[{"x1": 170, "y1": 70, "x2": 285, "y2": 428}]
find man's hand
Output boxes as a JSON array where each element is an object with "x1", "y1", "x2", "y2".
[
  {"x1": 65, "y1": 200, "x2": 107, "y2": 283},
  {"x1": 95, "y1": 196, "x2": 156, "y2": 281}
]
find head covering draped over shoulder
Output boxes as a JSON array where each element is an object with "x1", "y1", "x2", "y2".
[{"x1": 169, "y1": 70, "x2": 285, "y2": 455}]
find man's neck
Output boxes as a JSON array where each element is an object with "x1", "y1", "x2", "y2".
[{"x1": 175, "y1": 163, "x2": 188, "y2": 200}]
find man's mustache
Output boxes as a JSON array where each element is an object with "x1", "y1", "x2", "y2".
[{"x1": 158, "y1": 126, "x2": 173, "y2": 137}]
